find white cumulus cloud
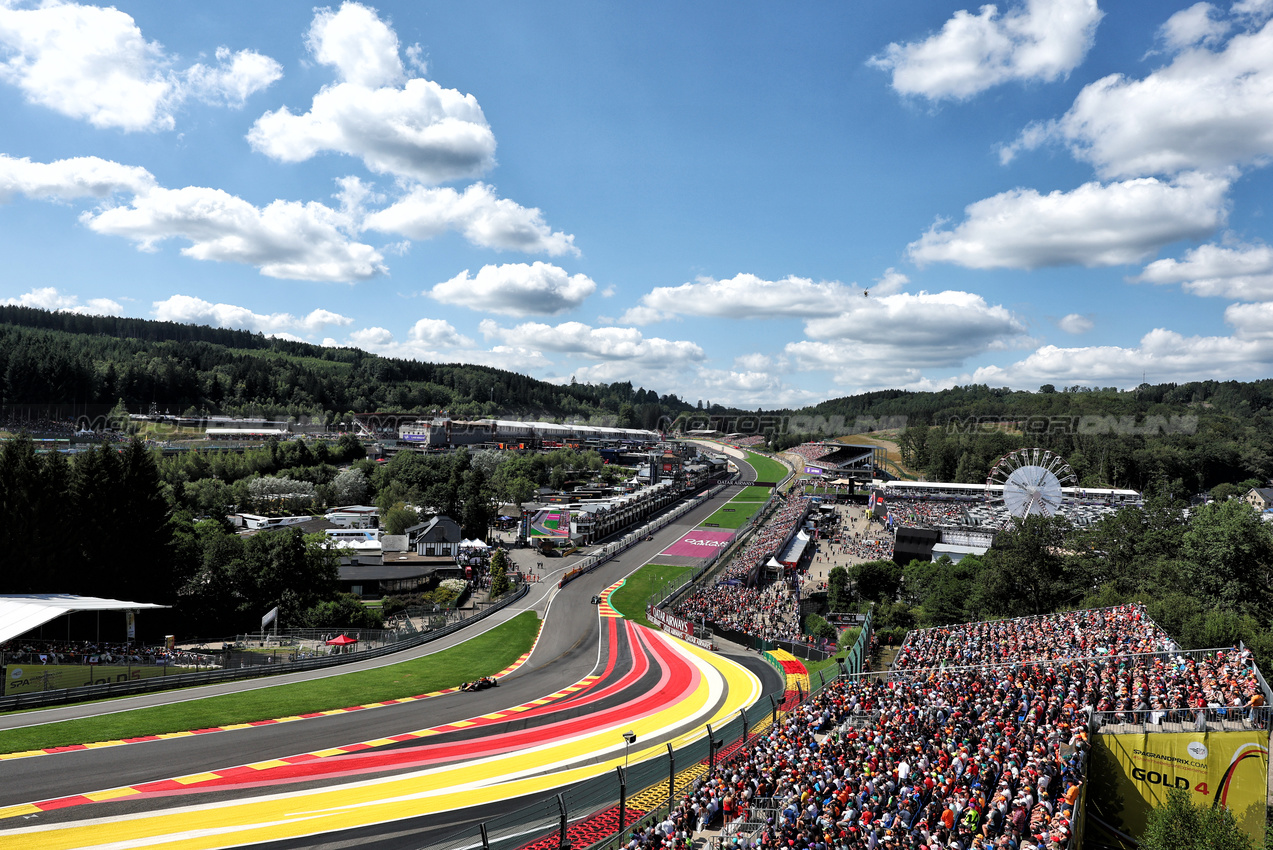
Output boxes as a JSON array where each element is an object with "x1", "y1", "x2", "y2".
[
  {"x1": 479, "y1": 319, "x2": 704, "y2": 366},
  {"x1": 430, "y1": 262, "x2": 596, "y2": 316},
  {"x1": 1002, "y1": 15, "x2": 1273, "y2": 178},
  {"x1": 0, "y1": 153, "x2": 155, "y2": 201},
  {"x1": 84, "y1": 186, "x2": 386, "y2": 282},
  {"x1": 908, "y1": 172, "x2": 1230, "y2": 269},
  {"x1": 2, "y1": 286, "x2": 121, "y2": 315},
  {"x1": 365, "y1": 183, "x2": 577, "y2": 256},
  {"x1": 1135, "y1": 241, "x2": 1273, "y2": 299},
  {"x1": 0, "y1": 0, "x2": 280, "y2": 132},
  {"x1": 870, "y1": 0, "x2": 1102, "y2": 100},
  {"x1": 152, "y1": 295, "x2": 353, "y2": 334},
  {"x1": 1057, "y1": 313, "x2": 1094, "y2": 333},
  {"x1": 624, "y1": 273, "x2": 858, "y2": 323},
  {"x1": 970, "y1": 325, "x2": 1273, "y2": 387},
  {"x1": 184, "y1": 45, "x2": 284, "y2": 108},
  {"x1": 1158, "y1": 3, "x2": 1231, "y2": 52},
  {"x1": 247, "y1": 2, "x2": 494, "y2": 183},
  {"x1": 407, "y1": 317, "x2": 474, "y2": 349}
]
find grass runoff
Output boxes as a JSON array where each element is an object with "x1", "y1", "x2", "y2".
[
  {"x1": 742, "y1": 451, "x2": 788, "y2": 485},
  {"x1": 733, "y1": 485, "x2": 772, "y2": 501},
  {"x1": 700, "y1": 499, "x2": 762, "y2": 529},
  {"x1": 0, "y1": 611, "x2": 540, "y2": 755},
  {"x1": 610, "y1": 564, "x2": 694, "y2": 628}
]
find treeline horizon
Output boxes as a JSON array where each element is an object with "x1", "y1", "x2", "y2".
[{"x1": 1, "y1": 306, "x2": 1272, "y2": 493}]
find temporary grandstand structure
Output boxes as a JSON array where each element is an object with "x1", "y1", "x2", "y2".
[{"x1": 0, "y1": 594, "x2": 167, "y2": 644}]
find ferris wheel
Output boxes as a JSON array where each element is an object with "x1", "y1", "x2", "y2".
[{"x1": 985, "y1": 447, "x2": 1076, "y2": 520}]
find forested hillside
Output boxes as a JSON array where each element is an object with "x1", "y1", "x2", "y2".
[
  {"x1": 0, "y1": 306, "x2": 692, "y2": 427},
  {"x1": 2, "y1": 306, "x2": 1272, "y2": 494}
]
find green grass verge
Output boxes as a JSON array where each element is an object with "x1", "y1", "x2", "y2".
[
  {"x1": 0, "y1": 611, "x2": 540, "y2": 755},
  {"x1": 742, "y1": 450, "x2": 788, "y2": 484},
  {"x1": 699, "y1": 500, "x2": 762, "y2": 529},
  {"x1": 805, "y1": 655, "x2": 844, "y2": 683},
  {"x1": 732, "y1": 485, "x2": 772, "y2": 501},
  {"x1": 610, "y1": 564, "x2": 695, "y2": 628}
]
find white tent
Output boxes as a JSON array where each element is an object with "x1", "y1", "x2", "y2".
[
  {"x1": 0, "y1": 595, "x2": 167, "y2": 644},
  {"x1": 459, "y1": 538, "x2": 490, "y2": 549}
]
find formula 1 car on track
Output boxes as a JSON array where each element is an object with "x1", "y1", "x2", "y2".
[{"x1": 460, "y1": 677, "x2": 498, "y2": 692}]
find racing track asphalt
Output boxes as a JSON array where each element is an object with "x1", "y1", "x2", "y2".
[{"x1": 0, "y1": 454, "x2": 783, "y2": 847}]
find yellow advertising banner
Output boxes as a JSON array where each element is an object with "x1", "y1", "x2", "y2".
[
  {"x1": 1092, "y1": 729, "x2": 1269, "y2": 847},
  {"x1": 2, "y1": 663, "x2": 194, "y2": 696}
]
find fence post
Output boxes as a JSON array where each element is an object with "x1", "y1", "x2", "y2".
[
  {"x1": 739, "y1": 708, "x2": 748, "y2": 743},
  {"x1": 666, "y1": 743, "x2": 675, "y2": 812},
  {"x1": 479, "y1": 822, "x2": 490, "y2": 850},
  {"x1": 616, "y1": 765, "x2": 627, "y2": 834},
  {"x1": 769, "y1": 693, "x2": 779, "y2": 725},
  {"x1": 707, "y1": 723, "x2": 716, "y2": 774},
  {"x1": 557, "y1": 792, "x2": 568, "y2": 849}
]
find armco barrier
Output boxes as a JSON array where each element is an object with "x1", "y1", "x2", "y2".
[{"x1": 0, "y1": 584, "x2": 529, "y2": 713}]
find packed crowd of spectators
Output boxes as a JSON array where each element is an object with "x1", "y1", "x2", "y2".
[
  {"x1": 729, "y1": 435, "x2": 768, "y2": 448},
  {"x1": 672, "y1": 582, "x2": 802, "y2": 643},
  {"x1": 888, "y1": 502, "x2": 968, "y2": 530},
  {"x1": 834, "y1": 529, "x2": 895, "y2": 562},
  {"x1": 0, "y1": 639, "x2": 211, "y2": 667},
  {"x1": 787, "y1": 443, "x2": 837, "y2": 464},
  {"x1": 0, "y1": 415, "x2": 78, "y2": 435},
  {"x1": 892, "y1": 606, "x2": 1174, "y2": 670},
  {"x1": 622, "y1": 605, "x2": 1268, "y2": 850},
  {"x1": 669, "y1": 494, "x2": 812, "y2": 643},
  {"x1": 625, "y1": 660, "x2": 1089, "y2": 849}
]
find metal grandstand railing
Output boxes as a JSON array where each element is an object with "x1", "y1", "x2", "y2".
[
  {"x1": 882, "y1": 645, "x2": 1253, "y2": 684},
  {"x1": 1091, "y1": 705, "x2": 1272, "y2": 734},
  {"x1": 889, "y1": 602, "x2": 1167, "y2": 673},
  {"x1": 423, "y1": 693, "x2": 784, "y2": 850}
]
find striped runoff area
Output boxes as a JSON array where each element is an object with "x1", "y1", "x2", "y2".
[{"x1": 0, "y1": 617, "x2": 760, "y2": 850}]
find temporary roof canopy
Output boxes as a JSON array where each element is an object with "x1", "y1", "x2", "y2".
[
  {"x1": 325, "y1": 634, "x2": 358, "y2": 646},
  {"x1": 0, "y1": 594, "x2": 168, "y2": 644}
]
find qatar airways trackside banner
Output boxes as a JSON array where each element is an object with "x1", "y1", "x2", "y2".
[
  {"x1": 647, "y1": 606, "x2": 713, "y2": 650},
  {"x1": 663, "y1": 530, "x2": 735, "y2": 558}
]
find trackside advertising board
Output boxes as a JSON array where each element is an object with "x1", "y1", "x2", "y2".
[
  {"x1": 1092, "y1": 730, "x2": 1269, "y2": 846},
  {"x1": 663, "y1": 530, "x2": 735, "y2": 558},
  {"x1": 4, "y1": 664, "x2": 197, "y2": 695},
  {"x1": 526, "y1": 509, "x2": 571, "y2": 538}
]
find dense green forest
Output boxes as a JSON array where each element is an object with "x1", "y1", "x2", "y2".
[
  {"x1": 2, "y1": 305, "x2": 1270, "y2": 497},
  {"x1": 0, "y1": 306, "x2": 694, "y2": 427}
]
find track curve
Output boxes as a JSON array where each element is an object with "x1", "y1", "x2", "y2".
[{"x1": 0, "y1": 452, "x2": 780, "y2": 849}]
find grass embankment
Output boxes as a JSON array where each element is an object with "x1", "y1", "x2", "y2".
[
  {"x1": 733, "y1": 486, "x2": 772, "y2": 501},
  {"x1": 610, "y1": 564, "x2": 694, "y2": 628},
  {"x1": 0, "y1": 611, "x2": 540, "y2": 755},
  {"x1": 742, "y1": 451, "x2": 788, "y2": 485},
  {"x1": 700, "y1": 498, "x2": 762, "y2": 529}
]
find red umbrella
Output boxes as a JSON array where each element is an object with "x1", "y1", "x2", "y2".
[{"x1": 325, "y1": 634, "x2": 358, "y2": 646}]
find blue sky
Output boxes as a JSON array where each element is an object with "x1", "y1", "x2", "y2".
[{"x1": 2, "y1": 0, "x2": 1273, "y2": 408}]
